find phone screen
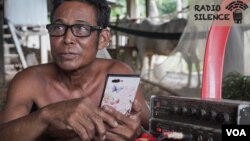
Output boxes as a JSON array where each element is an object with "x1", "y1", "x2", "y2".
[{"x1": 99, "y1": 74, "x2": 141, "y2": 115}]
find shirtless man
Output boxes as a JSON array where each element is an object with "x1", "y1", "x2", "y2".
[{"x1": 0, "y1": 0, "x2": 150, "y2": 141}]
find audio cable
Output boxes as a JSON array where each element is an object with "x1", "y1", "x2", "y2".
[{"x1": 157, "y1": 131, "x2": 193, "y2": 141}]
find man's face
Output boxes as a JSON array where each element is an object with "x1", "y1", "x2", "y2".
[{"x1": 50, "y1": 1, "x2": 99, "y2": 71}]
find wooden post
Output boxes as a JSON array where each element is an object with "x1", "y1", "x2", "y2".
[
  {"x1": 127, "y1": 0, "x2": 138, "y2": 19},
  {"x1": 126, "y1": 0, "x2": 131, "y2": 17},
  {"x1": 115, "y1": 14, "x2": 120, "y2": 59},
  {"x1": 0, "y1": 0, "x2": 4, "y2": 86},
  {"x1": 146, "y1": 0, "x2": 150, "y2": 17}
]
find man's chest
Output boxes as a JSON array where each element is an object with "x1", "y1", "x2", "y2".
[{"x1": 34, "y1": 82, "x2": 105, "y2": 109}]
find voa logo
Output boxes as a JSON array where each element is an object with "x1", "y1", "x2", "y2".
[{"x1": 226, "y1": 129, "x2": 247, "y2": 136}]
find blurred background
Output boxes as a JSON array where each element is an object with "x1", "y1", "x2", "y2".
[{"x1": 1, "y1": 0, "x2": 250, "y2": 110}]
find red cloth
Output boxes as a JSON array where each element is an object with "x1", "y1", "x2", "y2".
[{"x1": 135, "y1": 133, "x2": 157, "y2": 141}]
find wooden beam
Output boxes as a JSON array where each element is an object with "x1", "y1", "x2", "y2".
[
  {"x1": 141, "y1": 78, "x2": 180, "y2": 96},
  {"x1": 0, "y1": 0, "x2": 4, "y2": 86},
  {"x1": 126, "y1": 0, "x2": 130, "y2": 17},
  {"x1": 146, "y1": 0, "x2": 149, "y2": 17},
  {"x1": 126, "y1": 0, "x2": 139, "y2": 18}
]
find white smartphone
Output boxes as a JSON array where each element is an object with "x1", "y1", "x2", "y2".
[{"x1": 99, "y1": 74, "x2": 141, "y2": 115}]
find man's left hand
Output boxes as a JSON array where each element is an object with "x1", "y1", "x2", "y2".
[{"x1": 100, "y1": 100, "x2": 143, "y2": 141}]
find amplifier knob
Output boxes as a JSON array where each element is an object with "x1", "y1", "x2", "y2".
[
  {"x1": 223, "y1": 113, "x2": 230, "y2": 123},
  {"x1": 217, "y1": 113, "x2": 224, "y2": 122},
  {"x1": 208, "y1": 137, "x2": 213, "y2": 141},
  {"x1": 217, "y1": 113, "x2": 229, "y2": 123},
  {"x1": 210, "y1": 111, "x2": 217, "y2": 120},
  {"x1": 172, "y1": 106, "x2": 179, "y2": 114},
  {"x1": 197, "y1": 135, "x2": 203, "y2": 141},
  {"x1": 182, "y1": 107, "x2": 188, "y2": 114},
  {"x1": 207, "y1": 137, "x2": 214, "y2": 141},
  {"x1": 191, "y1": 108, "x2": 197, "y2": 116},
  {"x1": 218, "y1": 113, "x2": 230, "y2": 123},
  {"x1": 201, "y1": 109, "x2": 207, "y2": 118}
]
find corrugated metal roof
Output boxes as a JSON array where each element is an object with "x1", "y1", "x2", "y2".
[{"x1": 5, "y1": 0, "x2": 48, "y2": 26}]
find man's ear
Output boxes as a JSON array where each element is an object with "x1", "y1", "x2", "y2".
[{"x1": 98, "y1": 28, "x2": 111, "y2": 50}]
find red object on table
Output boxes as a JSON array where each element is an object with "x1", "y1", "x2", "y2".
[{"x1": 135, "y1": 133, "x2": 157, "y2": 141}]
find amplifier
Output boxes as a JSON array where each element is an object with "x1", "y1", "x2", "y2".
[{"x1": 149, "y1": 95, "x2": 250, "y2": 141}]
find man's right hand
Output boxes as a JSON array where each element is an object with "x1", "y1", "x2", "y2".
[{"x1": 41, "y1": 97, "x2": 106, "y2": 141}]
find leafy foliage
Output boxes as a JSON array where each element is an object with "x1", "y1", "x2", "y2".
[
  {"x1": 157, "y1": 1, "x2": 177, "y2": 15},
  {"x1": 110, "y1": 0, "x2": 127, "y2": 19},
  {"x1": 222, "y1": 72, "x2": 250, "y2": 101}
]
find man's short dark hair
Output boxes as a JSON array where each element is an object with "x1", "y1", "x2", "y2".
[{"x1": 51, "y1": 0, "x2": 111, "y2": 28}]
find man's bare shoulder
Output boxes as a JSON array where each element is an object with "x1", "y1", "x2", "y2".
[
  {"x1": 10, "y1": 63, "x2": 55, "y2": 83},
  {"x1": 8, "y1": 64, "x2": 57, "y2": 95},
  {"x1": 1, "y1": 63, "x2": 57, "y2": 122},
  {"x1": 96, "y1": 59, "x2": 135, "y2": 74}
]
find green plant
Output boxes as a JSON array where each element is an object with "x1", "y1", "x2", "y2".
[{"x1": 222, "y1": 72, "x2": 250, "y2": 101}]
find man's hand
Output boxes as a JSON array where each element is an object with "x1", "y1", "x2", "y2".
[
  {"x1": 101, "y1": 100, "x2": 143, "y2": 141},
  {"x1": 41, "y1": 97, "x2": 106, "y2": 141}
]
